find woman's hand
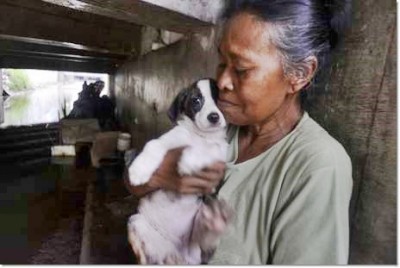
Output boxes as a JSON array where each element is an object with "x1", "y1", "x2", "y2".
[{"x1": 124, "y1": 148, "x2": 226, "y2": 198}]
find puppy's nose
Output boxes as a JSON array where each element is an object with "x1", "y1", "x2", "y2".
[{"x1": 207, "y1": 113, "x2": 220, "y2": 124}]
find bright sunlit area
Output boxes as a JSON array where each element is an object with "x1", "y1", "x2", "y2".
[{"x1": 1, "y1": 69, "x2": 109, "y2": 128}]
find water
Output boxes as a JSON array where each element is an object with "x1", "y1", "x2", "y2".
[
  {"x1": 1, "y1": 82, "x2": 82, "y2": 127},
  {"x1": 1, "y1": 69, "x2": 109, "y2": 128}
]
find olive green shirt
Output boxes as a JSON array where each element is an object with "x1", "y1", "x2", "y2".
[{"x1": 209, "y1": 112, "x2": 353, "y2": 265}]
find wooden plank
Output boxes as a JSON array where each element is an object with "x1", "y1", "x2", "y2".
[
  {"x1": 39, "y1": 0, "x2": 222, "y2": 33},
  {"x1": 0, "y1": 0, "x2": 142, "y2": 54}
]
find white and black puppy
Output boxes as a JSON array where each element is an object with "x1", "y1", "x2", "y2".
[{"x1": 127, "y1": 78, "x2": 233, "y2": 265}]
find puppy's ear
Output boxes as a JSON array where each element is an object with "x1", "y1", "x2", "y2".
[
  {"x1": 208, "y1": 79, "x2": 219, "y2": 102},
  {"x1": 167, "y1": 88, "x2": 188, "y2": 123}
]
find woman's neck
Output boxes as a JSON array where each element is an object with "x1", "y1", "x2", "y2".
[
  {"x1": 249, "y1": 105, "x2": 302, "y2": 141},
  {"x1": 236, "y1": 101, "x2": 303, "y2": 163}
]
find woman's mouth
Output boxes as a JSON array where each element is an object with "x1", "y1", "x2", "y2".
[{"x1": 217, "y1": 99, "x2": 236, "y2": 109}]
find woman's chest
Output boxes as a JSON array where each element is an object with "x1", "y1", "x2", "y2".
[{"x1": 213, "y1": 164, "x2": 285, "y2": 264}]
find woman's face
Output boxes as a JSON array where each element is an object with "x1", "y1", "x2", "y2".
[{"x1": 216, "y1": 12, "x2": 294, "y2": 126}]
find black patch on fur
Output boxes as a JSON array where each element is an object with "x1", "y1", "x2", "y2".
[
  {"x1": 167, "y1": 79, "x2": 221, "y2": 123},
  {"x1": 167, "y1": 81, "x2": 206, "y2": 123},
  {"x1": 183, "y1": 82, "x2": 204, "y2": 121},
  {"x1": 167, "y1": 88, "x2": 189, "y2": 123},
  {"x1": 208, "y1": 78, "x2": 219, "y2": 103}
]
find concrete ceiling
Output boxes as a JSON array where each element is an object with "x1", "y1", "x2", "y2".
[{"x1": 0, "y1": 0, "x2": 223, "y2": 73}]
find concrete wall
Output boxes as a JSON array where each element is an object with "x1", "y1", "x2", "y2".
[
  {"x1": 113, "y1": 0, "x2": 396, "y2": 264},
  {"x1": 114, "y1": 29, "x2": 218, "y2": 150},
  {"x1": 307, "y1": 0, "x2": 396, "y2": 264}
]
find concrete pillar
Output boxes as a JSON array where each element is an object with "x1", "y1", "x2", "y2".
[{"x1": 308, "y1": 0, "x2": 396, "y2": 263}]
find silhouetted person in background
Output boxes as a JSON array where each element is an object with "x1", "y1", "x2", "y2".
[{"x1": 68, "y1": 80, "x2": 118, "y2": 131}]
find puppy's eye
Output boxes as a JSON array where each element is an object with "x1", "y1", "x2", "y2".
[
  {"x1": 191, "y1": 98, "x2": 201, "y2": 106},
  {"x1": 191, "y1": 97, "x2": 202, "y2": 111}
]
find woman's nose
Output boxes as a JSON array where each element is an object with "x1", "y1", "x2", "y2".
[{"x1": 217, "y1": 68, "x2": 234, "y2": 92}]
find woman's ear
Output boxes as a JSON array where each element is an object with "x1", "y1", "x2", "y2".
[{"x1": 288, "y1": 56, "x2": 318, "y2": 94}]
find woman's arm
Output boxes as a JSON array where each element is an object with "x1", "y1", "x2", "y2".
[{"x1": 124, "y1": 148, "x2": 226, "y2": 198}]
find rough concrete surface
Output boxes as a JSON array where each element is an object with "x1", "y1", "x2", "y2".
[
  {"x1": 114, "y1": 28, "x2": 219, "y2": 150},
  {"x1": 307, "y1": 0, "x2": 396, "y2": 264}
]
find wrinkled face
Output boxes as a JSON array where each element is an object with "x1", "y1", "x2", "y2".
[
  {"x1": 216, "y1": 12, "x2": 293, "y2": 126},
  {"x1": 168, "y1": 79, "x2": 226, "y2": 132}
]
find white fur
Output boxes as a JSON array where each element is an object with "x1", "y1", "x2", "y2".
[
  {"x1": 127, "y1": 79, "x2": 231, "y2": 264},
  {"x1": 195, "y1": 79, "x2": 226, "y2": 133},
  {"x1": 128, "y1": 79, "x2": 227, "y2": 186}
]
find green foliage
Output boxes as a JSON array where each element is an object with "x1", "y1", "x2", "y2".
[{"x1": 7, "y1": 69, "x2": 31, "y2": 92}]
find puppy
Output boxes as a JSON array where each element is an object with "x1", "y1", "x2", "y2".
[{"x1": 127, "y1": 78, "x2": 233, "y2": 264}]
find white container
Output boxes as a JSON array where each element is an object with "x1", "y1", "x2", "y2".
[
  {"x1": 117, "y1": 132, "x2": 131, "y2": 151},
  {"x1": 51, "y1": 145, "x2": 76, "y2": 156}
]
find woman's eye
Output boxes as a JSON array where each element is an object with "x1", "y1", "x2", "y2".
[
  {"x1": 235, "y1": 68, "x2": 248, "y2": 75},
  {"x1": 217, "y1": 63, "x2": 227, "y2": 70}
]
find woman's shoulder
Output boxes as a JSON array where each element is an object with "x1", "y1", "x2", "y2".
[
  {"x1": 276, "y1": 113, "x2": 353, "y2": 209},
  {"x1": 288, "y1": 112, "x2": 351, "y2": 167}
]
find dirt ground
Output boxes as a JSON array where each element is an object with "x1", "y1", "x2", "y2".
[
  {"x1": 1, "y1": 158, "x2": 139, "y2": 264},
  {"x1": 0, "y1": 164, "x2": 88, "y2": 264}
]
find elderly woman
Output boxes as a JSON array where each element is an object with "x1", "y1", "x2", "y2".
[{"x1": 127, "y1": 0, "x2": 353, "y2": 265}]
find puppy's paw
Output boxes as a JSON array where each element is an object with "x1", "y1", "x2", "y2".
[
  {"x1": 163, "y1": 254, "x2": 186, "y2": 265},
  {"x1": 191, "y1": 198, "x2": 234, "y2": 252},
  {"x1": 128, "y1": 228, "x2": 147, "y2": 264},
  {"x1": 128, "y1": 154, "x2": 155, "y2": 185},
  {"x1": 201, "y1": 198, "x2": 234, "y2": 234}
]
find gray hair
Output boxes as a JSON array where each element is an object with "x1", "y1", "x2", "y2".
[{"x1": 223, "y1": 0, "x2": 351, "y2": 103}]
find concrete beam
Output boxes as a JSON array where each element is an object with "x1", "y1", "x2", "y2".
[
  {"x1": 39, "y1": 0, "x2": 225, "y2": 33},
  {"x1": 0, "y1": 53, "x2": 117, "y2": 74},
  {"x1": 0, "y1": 35, "x2": 128, "y2": 61},
  {"x1": 0, "y1": 35, "x2": 126, "y2": 73},
  {"x1": 143, "y1": 0, "x2": 224, "y2": 24},
  {"x1": 0, "y1": 0, "x2": 143, "y2": 54}
]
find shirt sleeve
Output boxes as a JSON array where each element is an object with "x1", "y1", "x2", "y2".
[{"x1": 269, "y1": 150, "x2": 353, "y2": 264}]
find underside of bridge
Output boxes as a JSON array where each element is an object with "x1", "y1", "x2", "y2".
[
  {"x1": 0, "y1": 0, "x2": 396, "y2": 265},
  {"x1": 0, "y1": 0, "x2": 223, "y2": 73}
]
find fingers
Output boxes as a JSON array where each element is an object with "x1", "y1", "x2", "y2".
[
  {"x1": 195, "y1": 162, "x2": 225, "y2": 182},
  {"x1": 148, "y1": 147, "x2": 186, "y2": 189},
  {"x1": 148, "y1": 148, "x2": 226, "y2": 195},
  {"x1": 177, "y1": 176, "x2": 216, "y2": 194},
  {"x1": 201, "y1": 161, "x2": 226, "y2": 174},
  {"x1": 175, "y1": 162, "x2": 226, "y2": 194},
  {"x1": 195, "y1": 169, "x2": 224, "y2": 184}
]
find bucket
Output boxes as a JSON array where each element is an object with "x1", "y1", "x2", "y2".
[{"x1": 117, "y1": 132, "x2": 131, "y2": 151}]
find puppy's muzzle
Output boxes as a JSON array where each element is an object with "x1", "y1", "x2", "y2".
[{"x1": 207, "y1": 113, "x2": 220, "y2": 124}]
